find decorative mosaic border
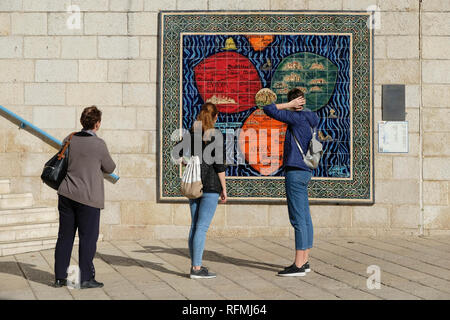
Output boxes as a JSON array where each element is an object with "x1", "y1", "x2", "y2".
[{"x1": 158, "y1": 11, "x2": 374, "y2": 204}]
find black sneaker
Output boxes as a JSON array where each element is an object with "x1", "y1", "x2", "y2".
[
  {"x1": 304, "y1": 261, "x2": 311, "y2": 273},
  {"x1": 80, "y1": 279, "x2": 104, "y2": 289},
  {"x1": 53, "y1": 279, "x2": 67, "y2": 288},
  {"x1": 278, "y1": 264, "x2": 306, "y2": 277},
  {"x1": 190, "y1": 266, "x2": 216, "y2": 279},
  {"x1": 284, "y1": 261, "x2": 311, "y2": 272}
]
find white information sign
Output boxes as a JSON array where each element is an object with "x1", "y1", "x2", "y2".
[{"x1": 378, "y1": 121, "x2": 409, "y2": 153}]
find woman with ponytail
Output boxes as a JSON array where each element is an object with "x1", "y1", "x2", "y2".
[{"x1": 187, "y1": 102, "x2": 227, "y2": 279}]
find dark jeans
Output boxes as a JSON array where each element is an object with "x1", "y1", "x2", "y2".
[
  {"x1": 54, "y1": 195, "x2": 100, "y2": 282},
  {"x1": 285, "y1": 168, "x2": 313, "y2": 250}
]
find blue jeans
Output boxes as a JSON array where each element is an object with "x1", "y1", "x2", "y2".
[
  {"x1": 285, "y1": 168, "x2": 313, "y2": 250},
  {"x1": 188, "y1": 192, "x2": 219, "y2": 267}
]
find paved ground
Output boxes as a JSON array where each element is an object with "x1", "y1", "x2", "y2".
[{"x1": 0, "y1": 236, "x2": 449, "y2": 300}]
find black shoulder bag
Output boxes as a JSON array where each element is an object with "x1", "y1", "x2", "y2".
[{"x1": 41, "y1": 132, "x2": 77, "y2": 190}]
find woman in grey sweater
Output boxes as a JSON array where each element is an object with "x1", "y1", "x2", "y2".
[{"x1": 53, "y1": 106, "x2": 116, "y2": 289}]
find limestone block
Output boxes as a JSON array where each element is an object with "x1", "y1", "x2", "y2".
[
  {"x1": 342, "y1": 0, "x2": 376, "y2": 10},
  {"x1": 101, "y1": 130, "x2": 148, "y2": 153},
  {"x1": 100, "y1": 107, "x2": 136, "y2": 130},
  {"x1": 79, "y1": 60, "x2": 107, "y2": 83},
  {"x1": 405, "y1": 108, "x2": 419, "y2": 133},
  {"x1": 101, "y1": 201, "x2": 121, "y2": 225},
  {"x1": 0, "y1": 60, "x2": 34, "y2": 82},
  {"x1": 85, "y1": 13, "x2": 127, "y2": 35},
  {"x1": 140, "y1": 37, "x2": 157, "y2": 59},
  {"x1": 23, "y1": 0, "x2": 71, "y2": 11},
  {"x1": 423, "y1": 181, "x2": 448, "y2": 205},
  {"x1": 374, "y1": 60, "x2": 419, "y2": 84},
  {"x1": 35, "y1": 60, "x2": 78, "y2": 83},
  {"x1": 176, "y1": 0, "x2": 208, "y2": 10},
  {"x1": 25, "y1": 83, "x2": 66, "y2": 105},
  {"x1": 393, "y1": 157, "x2": 419, "y2": 180},
  {"x1": 123, "y1": 84, "x2": 156, "y2": 106},
  {"x1": 422, "y1": 60, "x2": 450, "y2": 84},
  {"x1": 374, "y1": 85, "x2": 381, "y2": 108},
  {"x1": 374, "y1": 107, "x2": 381, "y2": 130},
  {"x1": 0, "y1": 37, "x2": 22, "y2": 59},
  {"x1": 268, "y1": 204, "x2": 289, "y2": 226},
  {"x1": 422, "y1": 37, "x2": 450, "y2": 60},
  {"x1": 61, "y1": 36, "x2": 97, "y2": 59},
  {"x1": 119, "y1": 154, "x2": 156, "y2": 177},
  {"x1": 209, "y1": 0, "x2": 271, "y2": 10},
  {"x1": 424, "y1": 133, "x2": 450, "y2": 157},
  {"x1": 375, "y1": 12, "x2": 419, "y2": 35},
  {"x1": 377, "y1": 0, "x2": 418, "y2": 11},
  {"x1": 33, "y1": 106, "x2": 76, "y2": 129},
  {"x1": 40, "y1": 182, "x2": 58, "y2": 201},
  {"x1": 109, "y1": 225, "x2": 155, "y2": 240},
  {"x1": 374, "y1": 36, "x2": 386, "y2": 59},
  {"x1": 121, "y1": 201, "x2": 172, "y2": 225},
  {"x1": 375, "y1": 155, "x2": 392, "y2": 180},
  {"x1": 148, "y1": 130, "x2": 157, "y2": 154},
  {"x1": 422, "y1": 13, "x2": 450, "y2": 36},
  {"x1": 105, "y1": 178, "x2": 156, "y2": 201},
  {"x1": 67, "y1": 83, "x2": 122, "y2": 106},
  {"x1": 307, "y1": 0, "x2": 342, "y2": 10},
  {"x1": 423, "y1": 158, "x2": 450, "y2": 181},
  {"x1": 422, "y1": 0, "x2": 450, "y2": 11},
  {"x1": 108, "y1": 60, "x2": 150, "y2": 83},
  {"x1": 405, "y1": 85, "x2": 420, "y2": 108},
  {"x1": 210, "y1": 204, "x2": 226, "y2": 227},
  {"x1": 422, "y1": 85, "x2": 450, "y2": 108},
  {"x1": 110, "y1": 0, "x2": 144, "y2": 11},
  {"x1": 423, "y1": 108, "x2": 450, "y2": 132},
  {"x1": 144, "y1": 0, "x2": 176, "y2": 11},
  {"x1": 136, "y1": 107, "x2": 157, "y2": 130},
  {"x1": 8, "y1": 177, "x2": 41, "y2": 198},
  {"x1": 0, "y1": 84, "x2": 24, "y2": 105},
  {"x1": 20, "y1": 152, "x2": 54, "y2": 176},
  {"x1": 0, "y1": 13, "x2": 10, "y2": 36},
  {"x1": 375, "y1": 179, "x2": 419, "y2": 204},
  {"x1": 310, "y1": 205, "x2": 352, "y2": 228},
  {"x1": 24, "y1": 37, "x2": 60, "y2": 59},
  {"x1": 98, "y1": 36, "x2": 139, "y2": 59},
  {"x1": 226, "y1": 205, "x2": 269, "y2": 227},
  {"x1": 11, "y1": 13, "x2": 47, "y2": 35},
  {"x1": 424, "y1": 205, "x2": 450, "y2": 229},
  {"x1": 150, "y1": 59, "x2": 157, "y2": 83},
  {"x1": 0, "y1": 0, "x2": 23, "y2": 11},
  {"x1": 352, "y1": 205, "x2": 390, "y2": 228},
  {"x1": 48, "y1": 13, "x2": 84, "y2": 36},
  {"x1": 0, "y1": 153, "x2": 21, "y2": 177},
  {"x1": 128, "y1": 13, "x2": 158, "y2": 36},
  {"x1": 172, "y1": 203, "x2": 191, "y2": 226},
  {"x1": 386, "y1": 36, "x2": 419, "y2": 59},
  {"x1": 71, "y1": 0, "x2": 109, "y2": 11}
]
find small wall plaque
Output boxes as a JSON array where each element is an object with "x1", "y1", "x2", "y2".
[{"x1": 378, "y1": 121, "x2": 409, "y2": 153}]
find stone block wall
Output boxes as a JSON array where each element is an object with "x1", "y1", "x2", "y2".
[{"x1": 0, "y1": 0, "x2": 448, "y2": 240}]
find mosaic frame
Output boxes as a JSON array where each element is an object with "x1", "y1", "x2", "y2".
[{"x1": 158, "y1": 11, "x2": 374, "y2": 204}]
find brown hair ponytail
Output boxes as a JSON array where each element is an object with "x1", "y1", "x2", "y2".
[{"x1": 193, "y1": 102, "x2": 218, "y2": 139}]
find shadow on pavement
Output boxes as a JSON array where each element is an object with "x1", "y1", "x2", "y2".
[{"x1": 135, "y1": 246, "x2": 285, "y2": 273}]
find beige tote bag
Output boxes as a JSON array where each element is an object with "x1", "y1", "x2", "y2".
[{"x1": 180, "y1": 155, "x2": 203, "y2": 199}]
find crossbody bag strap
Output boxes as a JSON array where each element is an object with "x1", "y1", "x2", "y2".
[
  {"x1": 292, "y1": 130, "x2": 306, "y2": 157},
  {"x1": 57, "y1": 132, "x2": 77, "y2": 160}
]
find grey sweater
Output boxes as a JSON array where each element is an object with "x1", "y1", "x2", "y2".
[{"x1": 58, "y1": 132, "x2": 116, "y2": 209}]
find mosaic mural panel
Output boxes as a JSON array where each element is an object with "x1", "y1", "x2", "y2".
[{"x1": 158, "y1": 12, "x2": 374, "y2": 203}]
